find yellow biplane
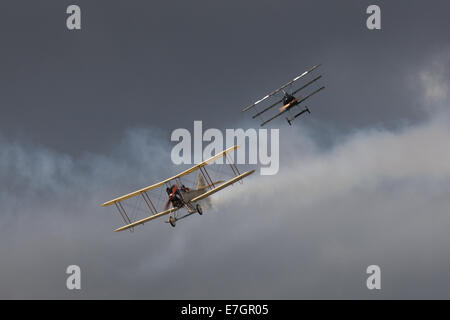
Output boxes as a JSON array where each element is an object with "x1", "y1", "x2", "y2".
[{"x1": 101, "y1": 145, "x2": 254, "y2": 232}]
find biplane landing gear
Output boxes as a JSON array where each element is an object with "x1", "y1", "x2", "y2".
[
  {"x1": 196, "y1": 204, "x2": 203, "y2": 215},
  {"x1": 168, "y1": 216, "x2": 176, "y2": 227}
]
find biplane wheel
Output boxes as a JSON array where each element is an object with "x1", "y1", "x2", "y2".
[
  {"x1": 169, "y1": 216, "x2": 176, "y2": 227},
  {"x1": 196, "y1": 204, "x2": 203, "y2": 215}
]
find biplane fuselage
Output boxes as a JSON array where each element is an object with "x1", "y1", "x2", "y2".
[{"x1": 166, "y1": 181, "x2": 218, "y2": 212}]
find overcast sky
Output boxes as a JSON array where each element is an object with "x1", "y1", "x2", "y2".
[{"x1": 1, "y1": 0, "x2": 450, "y2": 299}]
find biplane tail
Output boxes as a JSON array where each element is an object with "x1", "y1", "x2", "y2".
[{"x1": 197, "y1": 172, "x2": 207, "y2": 190}]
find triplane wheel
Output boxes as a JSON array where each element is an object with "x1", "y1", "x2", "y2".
[
  {"x1": 196, "y1": 204, "x2": 203, "y2": 215},
  {"x1": 168, "y1": 216, "x2": 176, "y2": 227}
]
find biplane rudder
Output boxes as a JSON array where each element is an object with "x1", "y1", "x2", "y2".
[{"x1": 197, "y1": 172, "x2": 207, "y2": 190}]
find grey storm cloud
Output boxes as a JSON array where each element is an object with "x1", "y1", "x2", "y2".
[
  {"x1": 1, "y1": 48, "x2": 450, "y2": 298},
  {"x1": 2, "y1": 0, "x2": 450, "y2": 300}
]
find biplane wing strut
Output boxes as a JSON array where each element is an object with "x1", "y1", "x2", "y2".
[{"x1": 190, "y1": 169, "x2": 254, "y2": 203}]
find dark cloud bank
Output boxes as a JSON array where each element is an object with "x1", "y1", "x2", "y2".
[
  {"x1": 1, "y1": 50, "x2": 450, "y2": 299},
  {"x1": 1, "y1": 1, "x2": 450, "y2": 299}
]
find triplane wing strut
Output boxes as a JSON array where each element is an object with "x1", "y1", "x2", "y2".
[{"x1": 101, "y1": 145, "x2": 255, "y2": 232}]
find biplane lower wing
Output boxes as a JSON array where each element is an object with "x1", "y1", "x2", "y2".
[
  {"x1": 114, "y1": 207, "x2": 179, "y2": 232},
  {"x1": 190, "y1": 169, "x2": 255, "y2": 203}
]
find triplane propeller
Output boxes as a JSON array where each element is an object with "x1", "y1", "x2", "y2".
[
  {"x1": 241, "y1": 64, "x2": 325, "y2": 126},
  {"x1": 101, "y1": 145, "x2": 254, "y2": 232}
]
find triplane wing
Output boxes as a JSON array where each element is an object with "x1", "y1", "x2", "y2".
[
  {"x1": 241, "y1": 64, "x2": 321, "y2": 112},
  {"x1": 242, "y1": 64, "x2": 325, "y2": 126},
  {"x1": 101, "y1": 145, "x2": 254, "y2": 232}
]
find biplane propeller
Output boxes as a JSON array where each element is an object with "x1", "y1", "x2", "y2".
[
  {"x1": 101, "y1": 145, "x2": 254, "y2": 232},
  {"x1": 241, "y1": 64, "x2": 325, "y2": 126}
]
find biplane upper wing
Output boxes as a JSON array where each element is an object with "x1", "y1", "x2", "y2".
[
  {"x1": 114, "y1": 207, "x2": 179, "y2": 232},
  {"x1": 190, "y1": 169, "x2": 255, "y2": 203},
  {"x1": 101, "y1": 145, "x2": 239, "y2": 207},
  {"x1": 241, "y1": 64, "x2": 321, "y2": 113}
]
